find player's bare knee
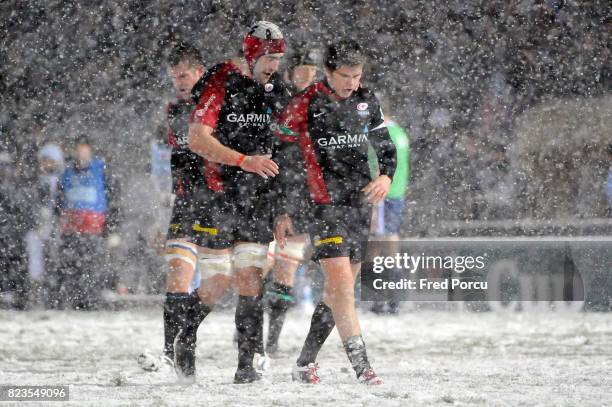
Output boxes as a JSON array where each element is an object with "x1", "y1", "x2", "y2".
[
  {"x1": 236, "y1": 270, "x2": 261, "y2": 288},
  {"x1": 234, "y1": 267, "x2": 263, "y2": 295},
  {"x1": 325, "y1": 285, "x2": 355, "y2": 302},
  {"x1": 197, "y1": 273, "x2": 233, "y2": 306},
  {"x1": 232, "y1": 243, "x2": 266, "y2": 295},
  {"x1": 273, "y1": 261, "x2": 298, "y2": 286}
]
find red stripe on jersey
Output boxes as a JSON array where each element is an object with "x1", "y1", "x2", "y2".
[
  {"x1": 316, "y1": 81, "x2": 337, "y2": 99},
  {"x1": 167, "y1": 127, "x2": 178, "y2": 148},
  {"x1": 177, "y1": 178, "x2": 185, "y2": 196},
  {"x1": 190, "y1": 62, "x2": 238, "y2": 128},
  {"x1": 276, "y1": 83, "x2": 331, "y2": 204},
  {"x1": 299, "y1": 130, "x2": 331, "y2": 204},
  {"x1": 203, "y1": 161, "x2": 224, "y2": 192},
  {"x1": 166, "y1": 103, "x2": 178, "y2": 147}
]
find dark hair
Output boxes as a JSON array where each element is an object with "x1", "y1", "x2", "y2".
[
  {"x1": 166, "y1": 42, "x2": 203, "y2": 68},
  {"x1": 289, "y1": 42, "x2": 321, "y2": 70},
  {"x1": 325, "y1": 39, "x2": 365, "y2": 70},
  {"x1": 74, "y1": 134, "x2": 92, "y2": 147}
]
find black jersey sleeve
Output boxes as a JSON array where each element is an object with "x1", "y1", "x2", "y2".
[{"x1": 367, "y1": 95, "x2": 396, "y2": 179}]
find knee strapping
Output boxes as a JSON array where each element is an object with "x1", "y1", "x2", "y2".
[
  {"x1": 165, "y1": 241, "x2": 198, "y2": 268},
  {"x1": 233, "y1": 243, "x2": 268, "y2": 269},
  {"x1": 274, "y1": 240, "x2": 307, "y2": 264},
  {"x1": 198, "y1": 252, "x2": 232, "y2": 278}
]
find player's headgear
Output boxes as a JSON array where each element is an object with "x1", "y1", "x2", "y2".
[
  {"x1": 325, "y1": 39, "x2": 365, "y2": 70},
  {"x1": 243, "y1": 21, "x2": 285, "y2": 69},
  {"x1": 288, "y1": 43, "x2": 321, "y2": 71}
]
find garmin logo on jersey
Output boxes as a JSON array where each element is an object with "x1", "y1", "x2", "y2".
[
  {"x1": 317, "y1": 133, "x2": 368, "y2": 148},
  {"x1": 227, "y1": 113, "x2": 271, "y2": 128}
]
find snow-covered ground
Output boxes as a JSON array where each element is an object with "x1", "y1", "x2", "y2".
[{"x1": 1, "y1": 307, "x2": 610, "y2": 406}]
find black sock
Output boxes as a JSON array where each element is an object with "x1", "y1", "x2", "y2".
[
  {"x1": 255, "y1": 292, "x2": 265, "y2": 355},
  {"x1": 343, "y1": 335, "x2": 372, "y2": 378},
  {"x1": 180, "y1": 291, "x2": 212, "y2": 347},
  {"x1": 296, "y1": 301, "x2": 335, "y2": 367},
  {"x1": 267, "y1": 282, "x2": 294, "y2": 351},
  {"x1": 163, "y1": 292, "x2": 191, "y2": 359},
  {"x1": 235, "y1": 295, "x2": 264, "y2": 369}
]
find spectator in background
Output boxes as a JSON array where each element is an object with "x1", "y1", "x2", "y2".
[
  {"x1": 54, "y1": 135, "x2": 115, "y2": 309},
  {"x1": 116, "y1": 128, "x2": 171, "y2": 296},
  {"x1": 0, "y1": 150, "x2": 35, "y2": 309},
  {"x1": 26, "y1": 143, "x2": 65, "y2": 306}
]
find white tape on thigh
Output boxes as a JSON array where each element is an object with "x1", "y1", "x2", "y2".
[
  {"x1": 198, "y1": 253, "x2": 233, "y2": 278},
  {"x1": 233, "y1": 243, "x2": 268, "y2": 269},
  {"x1": 164, "y1": 241, "x2": 198, "y2": 268},
  {"x1": 275, "y1": 240, "x2": 306, "y2": 264},
  {"x1": 267, "y1": 241, "x2": 276, "y2": 260}
]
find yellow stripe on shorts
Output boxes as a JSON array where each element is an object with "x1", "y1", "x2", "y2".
[
  {"x1": 192, "y1": 224, "x2": 218, "y2": 235},
  {"x1": 314, "y1": 236, "x2": 343, "y2": 246}
]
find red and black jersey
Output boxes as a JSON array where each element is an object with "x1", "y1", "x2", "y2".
[
  {"x1": 275, "y1": 80, "x2": 396, "y2": 208},
  {"x1": 190, "y1": 61, "x2": 290, "y2": 195},
  {"x1": 166, "y1": 93, "x2": 223, "y2": 197},
  {"x1": 166, "y1": 98, "x2": 202, "y2": 197}
]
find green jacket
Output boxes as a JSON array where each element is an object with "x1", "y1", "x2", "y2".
[{"x1": 368, "y1": 121, "x2": 409, "y2": 199}]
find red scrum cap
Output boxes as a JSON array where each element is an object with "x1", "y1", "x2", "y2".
[{"x1": 243, "y1": 21, "x2": 285, "y2": 68}]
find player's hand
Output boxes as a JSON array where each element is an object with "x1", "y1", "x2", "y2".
[
  {"x1": 240, "y1": 154, "x2": 279, "y2": 179},
  {"x1": 274, "y1": 214, "x2": 295, "y2": 249},
  {"x1": 362, "y1": 175, "x2": 391, "y2": 204}
]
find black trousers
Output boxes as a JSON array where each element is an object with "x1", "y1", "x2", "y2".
[
  {"x1": 0, "y1": 240, "x2": 29, "y2": 309},
  {"x1": 50, "y1": 233, "x2": 106, "y2": 309}
]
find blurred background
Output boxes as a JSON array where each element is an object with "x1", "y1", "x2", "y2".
[{"x1": 0, "y1": 0, "x2": 610, "y2": 310}]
